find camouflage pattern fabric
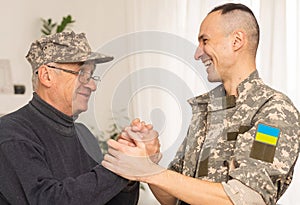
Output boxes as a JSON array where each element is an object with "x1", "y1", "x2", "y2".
[
  {"x1": 169, "y1": 71, "x2": 300, "y2": 205},
  {"x1": 26, "y1": 31, "x2": 113, "y2": 71}
]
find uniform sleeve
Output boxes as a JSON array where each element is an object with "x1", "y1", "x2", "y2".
[
  {"x1": 0, "y1": 140, "x2": 138, "y2": 205},
  {"x1": 222, "y1": 180, "x2": 266, "y2": 205},
  {"x1": 229, "y1": 95, "x2": 300, "y2": 205}
]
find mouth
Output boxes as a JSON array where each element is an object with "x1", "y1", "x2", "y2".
[
  {"x1": 78, "y1": 92, "x2": 91, "y2": 99},
  {"x1": 203, "y1": 59, "x2": 213, "y2": 69}
]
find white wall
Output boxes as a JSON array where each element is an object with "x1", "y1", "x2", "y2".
[{"x1": 0, "y1": 0, "x2": 128, "y2": 96}]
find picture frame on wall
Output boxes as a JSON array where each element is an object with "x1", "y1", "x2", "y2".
[{"x1": 0, "y1": 59, "x2": 14, "y2": 94}]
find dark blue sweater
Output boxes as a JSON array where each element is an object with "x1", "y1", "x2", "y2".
[{"x1": 0, "y1": 93, "x2": 139, "y2": 205}]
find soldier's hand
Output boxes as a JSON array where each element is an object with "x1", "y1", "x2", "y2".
[
  {"x1": 118, "y1": 118, "x2": 162, "y2": 164},
  {"x1": 102, "y1": 139, "x2": 165, "y2": 181}
]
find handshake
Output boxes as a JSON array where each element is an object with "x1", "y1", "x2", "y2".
[{"x1": 101, "y1": 118, "x2": 165, "y2": 181}]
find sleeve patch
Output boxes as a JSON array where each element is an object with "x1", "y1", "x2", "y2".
[
  {"x1": 249, "y1": 123, "x2": 280, "y2": 163},
  {"x1": 255, "y1": 123, "x2": 280, "y2": 146}
]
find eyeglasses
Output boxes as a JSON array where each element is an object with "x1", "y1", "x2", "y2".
[{"x1": 45, "y1": 65, "x2": 101, "y2": 84}]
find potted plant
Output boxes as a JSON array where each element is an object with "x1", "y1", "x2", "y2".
[{"x1": 41, "y1": 15, "x2": 75, "y2": 35}]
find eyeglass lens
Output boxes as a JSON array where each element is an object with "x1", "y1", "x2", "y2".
[{"x1": 78, "y1": 70, "x2": 100, "y2": 84}]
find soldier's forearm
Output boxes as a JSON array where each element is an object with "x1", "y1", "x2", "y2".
[
  {"x1": 145, "y1": 170, "x2": 233, "y2": 205},
  {"x1": 149, "y1": 184, "x2": 177, "y2": 205}
]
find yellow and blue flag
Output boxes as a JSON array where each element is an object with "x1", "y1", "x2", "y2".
[{"x1": 255, "y1": 123, "x2": 280, "y2": 146}]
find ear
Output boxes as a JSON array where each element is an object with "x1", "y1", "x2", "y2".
[
  {"x1": 37, "y1": 65, "x2": 55, "y2": 88},
  {"x1": 232, "y1": 30, "x2": 245, "y2": 51}
]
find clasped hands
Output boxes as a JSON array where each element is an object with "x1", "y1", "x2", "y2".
[{"x1": 101, "y1": 119, "x2": 165, "y2": 182}]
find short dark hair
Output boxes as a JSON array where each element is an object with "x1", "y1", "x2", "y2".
[
  {"x1": 210, "y1": 3, "x2": 260, "y2": 52},
  {"x1": 209, "y1": 3, "x2": 256, "y2": 16}
]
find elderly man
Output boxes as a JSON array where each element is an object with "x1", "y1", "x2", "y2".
[
  {"x1": 102, "y1": 3, "x2": 300, "y2": 205},
  {"x1": 0, "y1": 31, "x2": 139, "y2": 205}
]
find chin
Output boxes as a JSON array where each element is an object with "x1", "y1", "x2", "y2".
[
  {"x1": 73, "y1": 105, "x2": 88, "y2": 116},
  {"x1": 207, "y1": 77, "x2": 221, "y2": 83}
]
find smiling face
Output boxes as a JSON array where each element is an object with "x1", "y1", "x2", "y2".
[
  {"x1": 71, "y1": 63, "x2": 97, "y2": 116},
  {"x1": 45, "y1": 62, "x2": 97, "y2": 116},
  {"x1": 194, "y1": 11, "x2": 234, "y2": 82}
]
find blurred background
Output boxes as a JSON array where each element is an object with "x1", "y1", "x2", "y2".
[{"x1": 0, "y1": 0, "x2": 299, "y2": 204}]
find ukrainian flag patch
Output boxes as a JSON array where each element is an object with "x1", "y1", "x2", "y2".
[{"x1": 255, "y1": 123, "x2": 280, "y2": 146}]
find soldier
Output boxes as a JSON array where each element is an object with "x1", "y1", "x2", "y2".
[{"x1": 102, "y1": 3, "x2": 300, "y2": 205}]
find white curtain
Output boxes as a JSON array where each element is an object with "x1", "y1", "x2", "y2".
[
  {"x1": 257, "y1": 1, "x2": 300, "y2": 203},
  {"x1": 258, "y1": 1, "x2": 300, "y2": 204}
]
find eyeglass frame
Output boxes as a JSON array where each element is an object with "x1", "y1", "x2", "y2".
[{"x1": 36, "y1": 64, "x2": 101, "y2": 84}]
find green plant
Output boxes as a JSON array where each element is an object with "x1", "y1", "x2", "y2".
[
  {"x1": 41, "y1": 15, "x2": 75, "y2": 35},
  {"x1": 98, "y1": 121, "x2": 122, "y2": 154},
  {"x1": 97, "y1": 111, "x2": 129, "y2": 154}
]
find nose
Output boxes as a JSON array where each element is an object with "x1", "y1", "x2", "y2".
[
  {"x1": 84, "y1": 78, "x2": 97, "y2": 91},
  {"x1": 194, "y1": 44, "x2": 204, "y2": 60}
]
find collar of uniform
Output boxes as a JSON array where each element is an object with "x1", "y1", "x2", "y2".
[
  {"x1": 207, "y1": 95, "x2": 236, "y2": 111},
  {"x1": 236, "y1": 70, "x2": 262, "y2": 104},
  {"x1": 188, "y1": 71, "x2": 260, "y2": 111},
  {"x1": 188, "y1": 84, "x2": 224, "y2": 105},
  {"x1": 206, "y1": 71, "x2": 260, "y2": 111},
  {"x1": 187, "y1": 93, "x2": 210, "y2": 113},
  {"x1": 188, "y1": 85, "x2": 236, "y2": 112}
]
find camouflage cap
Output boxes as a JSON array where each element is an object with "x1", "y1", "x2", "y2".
[{"x1": 26, "y1": 31, "x2": 114, "y2": 71}]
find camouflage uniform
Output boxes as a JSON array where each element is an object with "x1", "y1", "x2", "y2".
[{"x1": 169, "y1": 71, "x2": 300, "y2": 205}]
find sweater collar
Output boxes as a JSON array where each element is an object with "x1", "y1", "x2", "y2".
[{"x1": 30, "y1": 92, "x2": 75, "y2": 129}]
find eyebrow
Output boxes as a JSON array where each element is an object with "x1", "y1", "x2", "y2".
[{"x1": 198, "y1": 34, "x2": 206, "y2": 42}]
